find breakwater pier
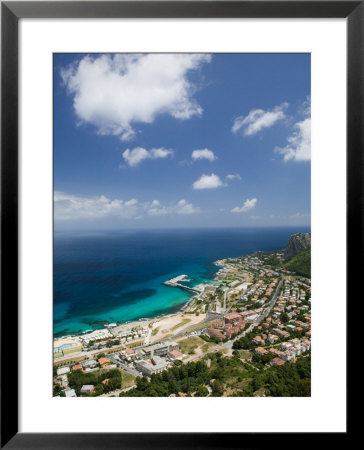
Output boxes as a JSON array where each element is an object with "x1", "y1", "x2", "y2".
[{"x1": 164, "y1": 275, "x2": 201, "y2": 294}]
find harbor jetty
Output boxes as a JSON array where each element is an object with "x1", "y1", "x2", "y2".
[{"x1": 164, "y1": 275, "x2": 201, "y2": 294}]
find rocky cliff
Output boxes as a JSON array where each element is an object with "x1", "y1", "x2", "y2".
[{"x1": 284, "y1": 232, "x2": 311, "y2": 260}]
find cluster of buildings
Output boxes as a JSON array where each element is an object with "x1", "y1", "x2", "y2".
[
  {"x1": 79, "y1": 328, "x2": 114, "y2": 345},
  {"x1": 54, "y1": 335, "x2": 186, "y2": 397},
  {"x1": 76, "y1": 322, "x2": 151, "y2": 350},
  {"x1": 215, "y1": 251, "x2": 311, "y2": 371},
  {"x1": 118, "y1": 341, "x2": 184, "y2": 377},
  {"x1": 206, "y1": 312, "x2": 249, "y2": 341},
  {"x1": 254, "y1": 336, "x2": 311, "y2": 365},
  {"x1": 240, "y1": 255, "x2": 264, "y2": 271},
  {"x1": 54, "y1": 355, "x2": 120, "y2": 397},
  {"x1": 244, "y1": 277, "x2": 279, "y2": 305},
  {"x1": 246, "y1": 273, "x2": 311, "y2": 368},
  {"x1": 54, "y1": 248, "x2": 311, "y2": 397},
  {"x1": 117, "y1": 327, "x2": 148, "y2": 344},
  {"x1": 134, "y1": 341, "x2": 184, "y2": 376},
  {"x1": 268, "y1": 337, "x2": 311, "y2": 364}
]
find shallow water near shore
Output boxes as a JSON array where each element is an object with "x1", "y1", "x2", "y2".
[{"x1": 53, "y1": 227, "x2": 309, "y2": 336}]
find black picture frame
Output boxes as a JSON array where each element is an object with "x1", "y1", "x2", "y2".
[{"x1": 1, "y1": 1, "x2": 356, "y2": 448}]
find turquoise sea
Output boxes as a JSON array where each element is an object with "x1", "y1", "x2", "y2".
[{"x1": 53, "y1": 227, "x2": 309, "y2": 336}]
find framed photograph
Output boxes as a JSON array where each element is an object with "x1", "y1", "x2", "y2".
[{"x1": 1, "y1": 1, "x2": 356, "y2": 448}]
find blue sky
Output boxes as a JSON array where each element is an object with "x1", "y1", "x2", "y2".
[{"x1": 54, "y1": 53, "x2": 310, "y2": 230}]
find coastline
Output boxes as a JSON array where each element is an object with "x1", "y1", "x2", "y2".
[
  {"x1": 54, "y1": 262, "x2": 220, "y2": 343},
  {"x1": 54, "y1": 227, "x2": 309, "y2": 339},
  {"x1": 54, "y1": 256, "x2": 240, "y2": 346},
  {"x1": 54, "y1": 232, "x2": 312, "y2": 399}
]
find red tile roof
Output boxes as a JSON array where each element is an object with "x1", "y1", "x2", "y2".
[
  {"x1": 271, "y1": 357, "x2": 285, "y2": 366},
  {"x1": 255, "y1": 347, "x2": 268, "y2": 355},
  {"x1": 98, "y1": 357, "x2": 111, "y2": 366}
]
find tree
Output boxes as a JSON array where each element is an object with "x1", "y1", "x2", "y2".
[
  {"x1": 94, "y1": 384, "x2": 104, "y2": 396},
  {"x1": 53, "y1": 384, "x2": 64, "y2": 396},
  {"x1": 106, "y1": 377, "x2": 121, "y2": 392},
  {"x1": 68, "y1": 371, "x2": 98, "y2": 394},
  {"x1": 195, "y1": 385, "x2": 209, "y2": 397},
  {"x1": 233, "y1": 335, "x2": 251, "y2": 350},
  {"x1": 136, "y1": 376, "x2": 149, "y2": 391},
  {"x1": 281, "y1": 312, "x2": 289, "y2": 323},
  {"x1": 291, "y1": 379, "x2": 311, "y2": 397},
  {"x1": 253, "y1": 374, "x2": 265, "y2": 391},
  {"x1": 212, "y1": 379, "x2": 224, "y2": 396},
  {"x1": 252, "y1": 353, "x2": 271, "y2": 365}
]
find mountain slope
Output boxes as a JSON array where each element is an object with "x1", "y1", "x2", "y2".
[
  {"x1": 283, "y1": 246, "x2": 311, "y2": 278},
  {"x1": 284, "y1": 232, "x2": 311, "y2": 260}
]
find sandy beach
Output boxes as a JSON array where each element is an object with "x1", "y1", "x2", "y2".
[
  {"x1": 54, "y1": 272, "x2": 208, "y2": 342},
  {"x1": 149, "y1": 312, "x2": 207, "y2": 343}
]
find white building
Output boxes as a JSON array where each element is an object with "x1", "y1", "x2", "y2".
[
  {"x1": 65, "y1": 389, "x2": 77, "y2": 397},
  {"x1": 82, "y1": 359, "x2": 97, "y2": 369},
  {"x1": 57, "y1": 366, "x2": 70, "y2": 376},
  {"x1": 135, "y1": 357, "x2": 170, "y2": 377},
  {"x1": 80, "y1": 385, "x2": 95, "y2": 395}
]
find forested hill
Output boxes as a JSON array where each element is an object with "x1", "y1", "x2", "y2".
[{"x1": 283, "y1": 246, "x2": 311, "y2": 278}]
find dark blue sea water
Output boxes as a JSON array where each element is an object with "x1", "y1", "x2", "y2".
[{"x1": 53, "y1": 227, "x2": 309, "y2": 336}]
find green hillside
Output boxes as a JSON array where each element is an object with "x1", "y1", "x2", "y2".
[{"x1": 284, "y1": 246, "x2": 311, "y2": 278}]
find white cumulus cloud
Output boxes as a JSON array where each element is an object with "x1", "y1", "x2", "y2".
[
  {"x1": 191, "y1": 148, "x2": 217, "y2": 161},
  {"x1": 122, "y1": 147, "x2": 173, "y2": 167},
  {"x1": 192, "y1": 173, "x2": 224, "y2": 190},
  {"x1": 54, "y1": 191, "x2": 140, "y2": 221},
  {"x1": 232, "y1": 103, "x2": 288, "y2": 136},
  {"x1": 226, "y1": 174, "x2": 241, "y2": 181},
  {"x1": 147, "y1": 199, "x2": 200, "y2": 216},
  {"x1": 231, "y1": 198, "x2": 257, "y2": 213},
  {"x1": 61, "y1": 53, "x2": 211, "y2": 141},
  {"x1": 275, "y1": 117, "x2": 311, "y2": 162},
  {"x1": 148, "y1": 200, "x2": 169, "y2": 216},
  {"x1": 176, "y1": 199, "x2": 200, "y2": 215},
  {"x1": 55, "y1": 192, "x2": 200, "y2": 221}
]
